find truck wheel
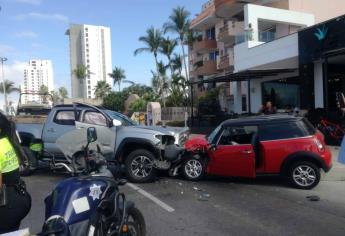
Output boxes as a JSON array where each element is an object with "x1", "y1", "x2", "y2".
[
  {"x1": 181, "y1": 156, "x2": 205, "y2": 181},
  {"x1": 20, "y1": 146, "x2": 37, "y2": 176},
  {"x1": 125, "y1": 149, "x2": 156, "y2": 183},
  {"x1": 287, "y1": 161, "x2": 320, "y2": 190}
]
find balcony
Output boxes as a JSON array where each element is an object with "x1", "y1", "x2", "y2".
[
  {"x1": 190, "y1": 0, "x2": 217, "y2": 30},
  {"x1": 214, "y1": 0, "x2": 245, "y2": 18},
  {"x1": 193, "y1": 38, "x2": 217, "y2": 53},
  {"x1": 218, "y1": 21, "x2": 244, "y2": 43},
  {"x1": 194, "y1": 60, "x2": 218, "y2": 76},
  {"x1": 217, "y1": 55, "x2": 230, "y2": 70}
]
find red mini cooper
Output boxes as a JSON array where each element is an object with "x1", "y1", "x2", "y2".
[{"x1": 183, "y1": 115, "x2": 332, "y2": 189}]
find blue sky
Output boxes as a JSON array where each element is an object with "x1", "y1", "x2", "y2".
[{"x1": 0, "y1": 0, "x2": 201, "y2": 103}]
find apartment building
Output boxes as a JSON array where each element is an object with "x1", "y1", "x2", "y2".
[
  {"x1": 21, "y1": 59, "x2": 54, "y2": 104},
  {"x1": 66, "y1": 24, "x2": 112, "y2": 99},
  {"x1": 189, "y1": 0, "x2": 345, "y2": 115}
]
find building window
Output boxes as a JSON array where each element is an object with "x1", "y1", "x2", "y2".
[
  {"x1": 88, "y1": 80, "x2": 90, "y2": 84},
  {"x1": 86, "y1": 33, "x2": 88, "y2": 37}
]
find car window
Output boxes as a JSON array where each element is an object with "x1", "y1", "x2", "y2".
[
  {"x1": 259, "y1": 122, "x2": 305, "y2": 141},
  {"x1": 54, "y1": 110, "x2": 76, "y2": 126},
  {"x1": 104, "y1": 110, "x2": 137, "y2": 126},
  {"x1": 218, "y1": 126, "x2": 258, "y2": 145},
  {"x1": 83, "y1": 111, "x2": 107, "y2": 126},
  {"x1": 207, "y1": 124, "x2": 222, "y2": 143}
]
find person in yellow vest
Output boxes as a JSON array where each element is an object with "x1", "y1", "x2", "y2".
[{"x1": 0, "y1": 113, "x2": 31, "y2": 234}]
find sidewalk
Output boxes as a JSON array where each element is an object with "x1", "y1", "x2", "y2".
[{"x1": 324, "y1": 146, "x2": 345, "y2": 181}]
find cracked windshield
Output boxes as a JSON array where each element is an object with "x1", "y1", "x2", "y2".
[{"x1": 1, "y1": 0, "x2": 345, "y2": 235}]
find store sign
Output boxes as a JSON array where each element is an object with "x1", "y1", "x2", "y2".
[{"x1": 314, "y1": 25, "x2": 328, "y2": 41}]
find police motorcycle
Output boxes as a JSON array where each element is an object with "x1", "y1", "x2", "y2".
[{"x1": 40, "y1": 127, "x2": 146, "y2": 236}]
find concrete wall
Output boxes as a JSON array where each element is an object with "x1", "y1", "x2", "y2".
[{"x1": 289, "y1": 0, "x2": 345, "y2": 23}]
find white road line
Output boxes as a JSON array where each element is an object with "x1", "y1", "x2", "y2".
[{"x1": 126, "y1": 183, "x2": 175, "y2": 213}]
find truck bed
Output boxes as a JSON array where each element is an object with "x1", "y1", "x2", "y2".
[{"x1": 12, "y1": 115, "x2": 47, "y2": 124}]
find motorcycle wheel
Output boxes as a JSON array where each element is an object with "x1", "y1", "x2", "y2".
[
  {"x1": 20, "y1": 146, "x2": 37, "y2": 176},
  {"x1": 126, "y1": 207, "x2": 146, "y2": 236}
]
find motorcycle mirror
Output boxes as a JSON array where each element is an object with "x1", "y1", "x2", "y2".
[
  {"x1": 87, "y1": 127, "x2": 97, "y2": 143},
  {"x1": 113, "y1": 119, "x2": 122, "y2": 127}
]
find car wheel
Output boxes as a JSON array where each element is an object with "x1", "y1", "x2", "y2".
[
  {"x1": 182, "y1": 156, "x2": 205, "y2": 181},
  {"x1": 125, "y1": 149, "x2": 156, "y2": 183},
  {"x1": 287, "y1": 161, "x2": 321, "y2": 190},
  {"x1": 20, "y1": 146, "x2": 37, "y2": 176}
]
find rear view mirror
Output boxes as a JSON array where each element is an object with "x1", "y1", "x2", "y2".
[
  {"x1": 209, "y1": 143, "x2": 217, "y2": 151},
  {"x1": 87, "y1": 127, "x2": 97, "y2": 143}
]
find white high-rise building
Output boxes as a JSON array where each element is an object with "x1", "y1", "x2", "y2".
[
  {"x1": 66, "y1": 24, "x2": 112, "y2": 99},
  {"x1": 22, "y1": 59, "x2": 54, "y2": 104}
]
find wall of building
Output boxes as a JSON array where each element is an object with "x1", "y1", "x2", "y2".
[{"x1": 289, "y1": 0, "x2": 345, "y2": 23}]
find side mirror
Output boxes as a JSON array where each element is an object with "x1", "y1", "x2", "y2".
[
  {"x1": 87, "y1": 127, "x2": 97, "y2": 143},
  {"x1": 209, "y1": 143, "x2": 217, "y2": 152},
  {"x1": 113, "y1": 119, "x2": 122, "y2": 127}
]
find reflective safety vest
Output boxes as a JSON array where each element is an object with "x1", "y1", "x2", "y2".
[{"x1": 0, "y1": 137, "x2": 19, "y2": 173}]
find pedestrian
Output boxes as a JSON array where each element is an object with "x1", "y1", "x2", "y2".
[
  {"x1": 0, "y1": 113, "x2": 31, "y2": 234},
  {"x1": 259, "y1": 101, "x2": 277, "y2": 115},
  {"x1": 338, "y1": 136, "x2": 345, "y2": 165}
]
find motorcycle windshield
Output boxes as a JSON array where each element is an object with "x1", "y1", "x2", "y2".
[{"x1": 56, "y1": 128, "x2": 102, "y2": 161}]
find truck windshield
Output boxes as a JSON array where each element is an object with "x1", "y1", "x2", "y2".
[{"x1": 104, "y1": 110, "x2": 137, "y2": 126}]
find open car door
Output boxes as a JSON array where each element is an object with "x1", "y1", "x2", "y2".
[
  {"x1": 74, "y1": 104, "x2": 116, "y2": 158},
  {"x1": 208, "y1": 125, "x2": 257, "y2": 178}
]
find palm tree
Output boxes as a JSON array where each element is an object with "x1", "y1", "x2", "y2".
[
  {"x1": 134, "y1": 27, "x2": 163, "y2": 79},
  {"x1": 73, "y1": 64, "x2": 89, "y2": 82},
  {"x1": 50, "y1": 90, "x2": 60, "y2": 103},
  {"x1": 164, "y1": 6, "x2": 191, "y2": 82},
  {"x1": 108, "y1": 67, "x2": 126, "y2": 91},
  {"x1": 159, "y1": 37, "x2": 177, "y2": 76},
  {"x1": 94, "y1": 80, "x2": 111, "y2": 100},
  {"x1": 151, "y1": 61, "x2": 169, "y2": 107},
  {"x1": 0, "y1": 80, "x2": 20, "y2": 94},
  {"x1": 58, "y1": 87, "x2": 68, "y2": 99},
  {"x1": 39, "y1": 84, "x2": 49, "y2": 95},
  {"x1": 171, "y1": 53, "x2": 183, "y2": 76}
]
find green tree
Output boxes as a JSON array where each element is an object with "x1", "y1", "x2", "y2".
[
  {"x1": 103, "y1": 91, "x2": 127, "y2": 112},
  {"x1": 108, "y1": 67, "x2": 126, "y2": 91},
  {"x1": 39, "y1": 84, "x2": 49, "y2": 94},
  {"x1": 159, "y1": 37, "x2": 177, "y2": 76},
  {"x1": 73, "y1": 64, "x2": 89, "y2": 81},
  {"x1": 164, "y1": 6, "x2": 191, "y2": 82},
  {"x1": 129, "y1": 98, "x2": 147, "y2": 112},
  {"x1": 0, "y1": 80, "x2": 20, "y2": 94},
  {"x1": 58, "y1": 87, "x2": 68, "y2": 99},
  {"x1": 50, "y1": 90, "x2": 60, "y2": 103},
  {"x1": 94, "y1": 80, "x2": 112, "y2": 100},
  {"x1": 151, "y1": 61, "x2": 169, "y2": 107},
  {"x1": 171, "y1": 53, "x2": 183, "y2": 76},
  {"x1": 134, "y1": 27, "x2": 163, "y2": 81}
]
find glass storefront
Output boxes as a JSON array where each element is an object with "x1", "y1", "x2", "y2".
[{"x1": 262, "y1": 78, "x2": 300, "y2": 109}]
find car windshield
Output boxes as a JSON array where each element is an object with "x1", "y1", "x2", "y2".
[
  {"x1": 207, "y1": 124, "x2": 222, "y2": 143},
  {"x1": 104, "y1": 110, "x2": 137, "y2": 126}
]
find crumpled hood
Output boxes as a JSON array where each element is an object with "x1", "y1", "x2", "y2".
[
  {"x1": 136, "y1": 125, "x2": 189, "y2": 136},
  {"x1": 122, "y1": 126, "x2": 171, "y2": 136},
  {"x1": 184, "y1": 134, "x2": 209, "y2": 151}
]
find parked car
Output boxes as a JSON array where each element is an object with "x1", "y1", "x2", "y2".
[
  {"x1": 183, "y1": 115, "x2": 332, "y2": 189},
  {"x1": 14, "y1": 103, "x2": 189, "y2": 182}
]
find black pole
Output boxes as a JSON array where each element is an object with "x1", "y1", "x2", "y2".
[
  {"x1": 323, "y1": 58, "x2": 329, "y2": 112},
  {"x1": 190, "y1": 83, "x2": 194, "y2": 127},
  {"x1": 247, "y1": 78, "x2": 251, "y2": 114}
]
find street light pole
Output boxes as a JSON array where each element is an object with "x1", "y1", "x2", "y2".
[{"x1": 0, "y1": 57, "x2": 8, "y2": 114}]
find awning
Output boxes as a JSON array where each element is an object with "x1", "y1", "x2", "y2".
[{"x1": 189, "y1": 68, "x2": 297, "y2": 85}]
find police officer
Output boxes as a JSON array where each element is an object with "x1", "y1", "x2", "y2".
[{"x1": 0, "y1": 113, "x2": 31, "y2": 234}]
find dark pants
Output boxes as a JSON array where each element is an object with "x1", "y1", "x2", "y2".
[{"x1": 0, "y1": 186, "x2": 31, "y2": 234}]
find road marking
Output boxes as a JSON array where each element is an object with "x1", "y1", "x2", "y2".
[{"x1": 126, "y1": 183, "x2": 175, "y2": 213}]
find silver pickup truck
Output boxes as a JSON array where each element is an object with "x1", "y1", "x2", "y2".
[{"x1": 15, "y1": 103, "x2": 189, "y2": 182}]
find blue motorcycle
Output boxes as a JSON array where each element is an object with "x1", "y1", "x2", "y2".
[{"x1": 40, "y1": 127, "x2": 146, "y2": 236}]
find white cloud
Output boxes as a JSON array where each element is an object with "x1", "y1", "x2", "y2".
[
  {"x1": 15, "y1": 31, "x2": 38, "y2": 38},
  {"x1": 14, "y1": 12, "x2": 69, "y2": 23},
  {"x1": 15, "y1": 0, "x2": 43, "y2": 5},
  {"x1": 0, "y1": 44, "x2": 16, "y2": 55}
]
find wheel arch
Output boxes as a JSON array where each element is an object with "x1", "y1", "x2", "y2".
[
  {"x1": 19, "y1": 132, "x2": 41, "y2": 147},
  {"x1": 280, "y1": 151, "x2": 327, "y2": 175},
  {"x1": 115, "y1": 138, "x2": 159, "y2": 163}
]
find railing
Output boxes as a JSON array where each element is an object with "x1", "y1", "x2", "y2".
[{"x1": 235, "y1": 30, "x2": 276, "y2": 45}]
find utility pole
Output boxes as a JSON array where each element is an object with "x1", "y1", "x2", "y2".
[{"x1": 0, "y1": 57, "x2": 8, "y2": 114}]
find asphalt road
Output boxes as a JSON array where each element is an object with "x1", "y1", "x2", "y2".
[{"x1": 20, "y1": 170, "x2": 345, "y2": 236}]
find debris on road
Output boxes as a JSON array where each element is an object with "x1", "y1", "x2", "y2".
[
  {"x1": 306, "y1": 195, "x2": 320, "y2": 201},
  {"x1": 198, "y1": 193, "x2": 211, "y2": 201},
  {"x1": 193, "y1": 186, "x2": 202, "y2": 191}
]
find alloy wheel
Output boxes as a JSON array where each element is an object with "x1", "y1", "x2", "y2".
[
  {"x1": 131, "y1": 155, "x2": 153, "y2": 178},
  {"x1": 185, "y1": 159, "x2": 202, "y2": 178},
  {"x1": 292, "y1": 165, "x2": 317, "y2": 187}
]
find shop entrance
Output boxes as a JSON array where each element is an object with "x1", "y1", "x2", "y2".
[{"x1": 326, "y1": 54, "x2": 345, "y2": 110}]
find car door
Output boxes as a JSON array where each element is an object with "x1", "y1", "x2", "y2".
[
  {"x1": 208, "y1": 125, "x2": 257, "y2": 178},
  {"x1": 42, "y1": 109, "x2": 77, "y2": 154},
  {"x1": 75, "y1": 109, "x2": 116, "y2": 157}
]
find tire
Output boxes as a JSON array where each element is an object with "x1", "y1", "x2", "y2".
[
  {"x1": 20, "y1": 146, "x2": 37, "y2": 176},
  {"x1": 181, "y1": 156, "x2": 205, "y2": 181},
  {"x1": 287, "y1": 161, "x2": 321, "y2": 190},
  {"x1": 126, "y1": 207, "x2": 146, "y2": 236},
  {"x1": 124, "y1": 149, "x2": 157, "y2": 183}
]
